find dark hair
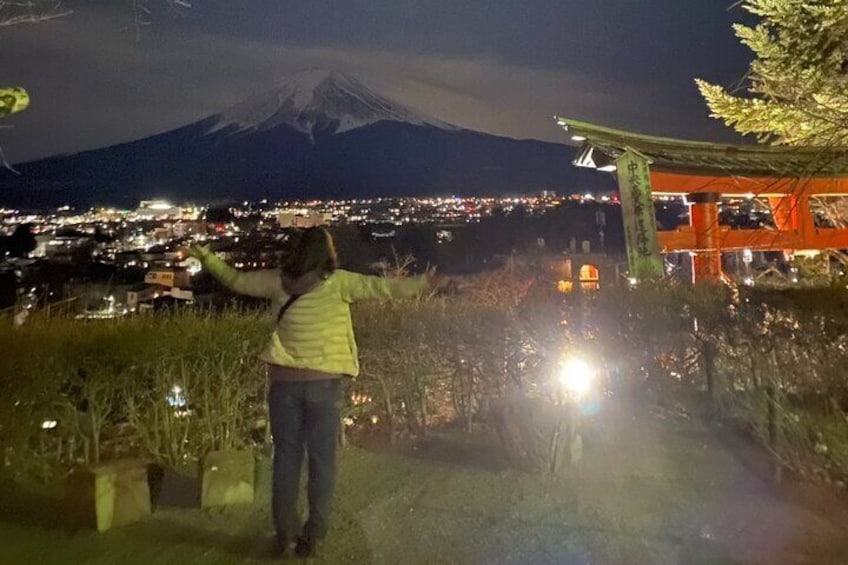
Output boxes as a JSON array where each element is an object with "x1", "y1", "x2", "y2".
[{"x1": 280, "y1": 227, "x2": 339, "y2": 279}]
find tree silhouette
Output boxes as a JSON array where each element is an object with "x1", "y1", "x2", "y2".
[{"x1": 0, "y1": 223, "x2": 36, "y2": 258}]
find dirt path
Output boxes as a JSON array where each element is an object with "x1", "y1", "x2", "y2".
[{"x1": 2, "y1": 399, "x2": 847, "y2": 564}]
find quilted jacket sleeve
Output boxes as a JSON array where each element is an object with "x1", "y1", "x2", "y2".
[
  {"x1": 201, "y1": 253, "x2": 284, "y2": 300},
  {"x1": 337, "y1": 269, "x2": 428, "y2": 303}
]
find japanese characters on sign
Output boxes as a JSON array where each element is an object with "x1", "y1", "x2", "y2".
[{"x1": 616, "y1": 150, "x2": 663, "y2": 280}]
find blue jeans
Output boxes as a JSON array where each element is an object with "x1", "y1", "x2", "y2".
[{"x1": 268, "y1": 379, "x2": 342, "y2": 541}]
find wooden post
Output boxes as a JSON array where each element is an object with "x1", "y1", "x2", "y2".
[
  {"x1": 765, "y1": 350, "x2": 783, "y2": 485},
  {"x1": 765, "y1": 382, "x2": 783, "y2": 486},
  {"x1": 703, "y1": 340, "x2": 719, "y2": 411},
  {"x1": 767, "y1": 195, "x2": 799, "y2": 232},
  {"x1": 797, "y1": 194, "x2": 815, "y2": 244},
  {"x1": 768, "y1": 195, "x2": 799, "y2": 255},
  {"x1": 689, "y1": 192, "x2": 722, "y2": 283}
]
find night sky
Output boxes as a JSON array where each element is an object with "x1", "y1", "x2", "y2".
[{"x1": 1, "y1": 1, "x2": 754, "y2": 164}]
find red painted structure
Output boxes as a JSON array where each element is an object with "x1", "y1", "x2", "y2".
[
  {"x1": 652, "y1": 173, "x2": 848, "y2": 281},
  {"x1": 556, "y1": 117, "x2": 848, "y2": 284}
]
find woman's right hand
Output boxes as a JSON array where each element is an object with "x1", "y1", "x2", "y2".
[{"x1": 185, "y1": 244, "x2": 211, "y2": 260}]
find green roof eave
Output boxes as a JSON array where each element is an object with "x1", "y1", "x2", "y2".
[{"x1": 555, "y1": 116, "x2": 848, "y2": 178}]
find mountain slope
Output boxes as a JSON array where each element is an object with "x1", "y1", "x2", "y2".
[
  {"x1": 0, "y1": 70, "x2": 579, "y2": 207},
  {"x1": 207, "y1": 69, "x2": 453, "y2": 139}
]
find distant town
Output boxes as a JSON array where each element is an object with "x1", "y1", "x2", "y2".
[
  {"x1": 1, "y1": 190, "x2": 796, "y2": 320},
  {"x1": 2, "y1": 191, "x2": 618, "y2": 232},
  {"x1": 0, "y1": 191, "x2": 637, "y2": 318}
]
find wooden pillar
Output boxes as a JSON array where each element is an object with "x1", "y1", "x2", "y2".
[
  {"x1": 689, "y1": 192, "x2": 722, "y2": 283},
  {"x1": 767, "y1": 195, "x2": 799, "y2": 232},
  {"x1": 615, "y1": 149, "x2": 663, "y2": 281},
  {"x1": 797, "y1": 194, "x2": 815, "y2": 243}
]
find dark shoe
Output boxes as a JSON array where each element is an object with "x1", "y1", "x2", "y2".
[
  {"x1": 260, "y1": 536, "x2": 294, "y2": 560},
  {"x1": 294, "y1": 536, "x2": 319, "y2": 558}
]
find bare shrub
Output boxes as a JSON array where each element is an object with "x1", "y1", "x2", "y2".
[
  {"x1": 0, "y1": 308, "x2": 268, "y2": 477},
  {"x1": 589, "y1": 283, "x2": 848, "y2": 482}
]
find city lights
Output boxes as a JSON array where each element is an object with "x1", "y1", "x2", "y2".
[{"x1": 3, "y1": 191, "x2": 623, "y2": 322}]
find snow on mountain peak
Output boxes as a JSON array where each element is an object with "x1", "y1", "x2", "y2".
[{"x1": 208, "y1": 69, "x2": 452, "y2": 138}]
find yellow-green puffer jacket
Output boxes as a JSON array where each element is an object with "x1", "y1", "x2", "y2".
[{"x1": 201, "y1": 254, "x2": 428, "y2": 377}]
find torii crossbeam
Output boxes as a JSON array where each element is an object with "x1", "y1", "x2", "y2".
[{"x1": 556, "y1": 117, "x2": 848, "y2": 283}]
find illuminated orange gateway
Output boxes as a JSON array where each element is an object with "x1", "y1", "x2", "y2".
[
  {"x1": 653, "y1": 173, "x2": 848, "y2": 282},
  {"x1": 556, "y1": 118, "x2": 848, "y2": 283}
]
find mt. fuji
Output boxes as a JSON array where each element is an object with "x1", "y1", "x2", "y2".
[
  {"x1": 0, "y1": 70, "x2": 581, "y2": 207},
  {"x1": 208, "y1": 70, "x2": 454, "y2": 139}
]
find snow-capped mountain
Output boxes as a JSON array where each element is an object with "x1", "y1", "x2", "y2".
[
  {"x1": 0, "y1": 70, "x2": 582, "y2": 207},
  {"x1": 208, "y1": 69, "x2": 453, "y2": 139}
]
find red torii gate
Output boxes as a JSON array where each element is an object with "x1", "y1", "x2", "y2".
[
  {"x1": 653, "y1": 174, "x2": 848, "y2": 282},
  {"x1": 556, "y1": 118, "x2": 848, "y2": 283}
]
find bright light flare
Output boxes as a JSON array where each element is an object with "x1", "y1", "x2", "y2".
[
  {"x1": 558, "y1": 358, "x2": 593, "y2": 399},
  {"x1": 167, "y1": 385, "x2": 187, "y2": 409}
]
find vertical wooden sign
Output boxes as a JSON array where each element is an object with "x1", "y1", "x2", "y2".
[{"x1": 615, "y1": 149, "x2": 663, "y2": 280}]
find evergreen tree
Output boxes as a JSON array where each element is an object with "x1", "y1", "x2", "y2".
[
  {"x1": 0, "y1": 223, "x2": 37, "y2": 258},
  {"x1": 0, "y1": 88, "x2": 29, "y2": 118},
  {"x1": 697, "y1": 0, "x2": 848, "y2": 146}
]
